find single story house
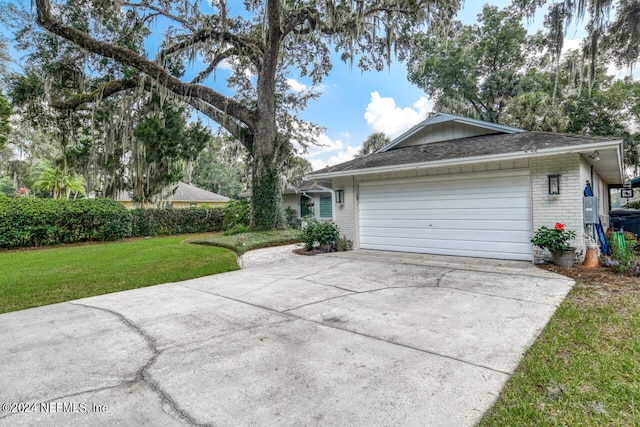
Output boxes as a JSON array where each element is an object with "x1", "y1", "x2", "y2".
[
  {"x1": 282, "y1": 178, "x2": 335, "y2": 221},
  {"x1": 116, "y1": 182, "x2": 230, "y2": 209},
  {"x1": 307, "y1": 112, "x2": 624, "y2": 262}
]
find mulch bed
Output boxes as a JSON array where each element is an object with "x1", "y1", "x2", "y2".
[{"x1": 540, "y1": 263, "x2": 640, "y2": 293}]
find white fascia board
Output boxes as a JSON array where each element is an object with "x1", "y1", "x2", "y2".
[{"x1": 311, "y1": 140, "x2": 623, "y2": 179}]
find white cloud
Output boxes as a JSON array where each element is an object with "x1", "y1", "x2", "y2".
[
  {"x1": 300, "y1": 132, "x2": 359, "y2": 171},
  {"x1": 308, "y1": 146, "x2": 360, "y2": 171},
  {"x1": 287, "y1": 78, "x2": 308, "y2": 92},
  {"x1": 305, "y1": 133, "x2": 344, "y2": 157},
  {"x1": 364, "y1": 92, "x2": 433, "y2": 138}
]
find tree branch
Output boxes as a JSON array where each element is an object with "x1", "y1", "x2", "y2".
[
  {"x1": 158, "y1": 28, "x2": 263, "y2": 59},
  {"x1": 35, "y1": 0, "x2": 257, "y2": 134},
  {"x1": 190, "y1": 47, "x2": 238, "y2": 84},
  {"x1": 123, "y1": 2, "x2": 197, "y2": 32},
  {"x1": 49, "y1": 78, "x2": 139, "y2": 110},
  {"x1": 185, "y1": 97, "x2": 253, "y2": 152}
]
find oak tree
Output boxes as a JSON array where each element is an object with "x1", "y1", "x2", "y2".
[{"x1": 33, "y1": 0, "x2": 461, "y2": 229}]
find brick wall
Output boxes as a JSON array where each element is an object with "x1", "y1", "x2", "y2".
[{"x1": 530, "y1": 154, "x2": 585, "y2": 262}]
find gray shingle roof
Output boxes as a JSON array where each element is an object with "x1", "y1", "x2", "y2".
[
  {"x1": 116, "y1": 182, "x2": 230, "y2": 202},
  {"x1": 310, "y1": 131, "x2": 618, "y2": 175},
  {"x1": 171, "y1": 182, "x2": 230, "y2": 202}
]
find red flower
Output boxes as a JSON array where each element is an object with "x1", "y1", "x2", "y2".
[{"x1": 555, "y1": 223, "x2": 564, "y2": 230}]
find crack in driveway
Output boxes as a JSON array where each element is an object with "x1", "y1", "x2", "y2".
[{"x1": 69, "y1": 302, "x2": 210, "y2": 427}]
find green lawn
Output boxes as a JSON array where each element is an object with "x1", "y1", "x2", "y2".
[
  {"x1": 480, "y1": 276, "x2": 640, "y2": 426},
  {"x1": 0, "y1": 235, "x2": 239, "y2": 314}
]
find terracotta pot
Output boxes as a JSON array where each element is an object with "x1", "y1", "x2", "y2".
[
  {"x1": 551, "y1": 248, "x2": 576, "y2": 268},
  {"x1": 583, "y1": 243, "x2": 600, "y2": 268}
]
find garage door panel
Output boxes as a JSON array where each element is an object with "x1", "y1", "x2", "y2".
[
  {"x1": 360, "y1": 237, "x2": 532, "y2": 256},
  {"x1": 360, "y1": 220, "x2": 532, "y2": 233},
  {"x1": 360, "y1": 197, "x2": 530, "y2": 211},
  {"x1": 359, "y1": 172, "x2": 532, "y2": 261},
  {"x1": 360, "y1": 208, "x2": 531, "y2": 221},
  {"x1": 360, "y1": 242, "x2": 531, "y2": 261},
  {"x1": 360, "y1": 227, "x2": 532, "y2": 242},
  {"x1": 362, "y1": 175, "x2": 529, "y2": 195}
]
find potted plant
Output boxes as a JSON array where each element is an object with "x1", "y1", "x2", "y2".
[{"x1": 531, "y1": 223, "x2": 577, "y2": 267}]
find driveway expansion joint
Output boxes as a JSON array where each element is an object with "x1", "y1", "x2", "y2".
[
  {"x1": 68, "y1": 302, "x2": 209, "y2": 427},
  {"x1": 180, "y1": 289, "x2": 511, "y2": 376}
]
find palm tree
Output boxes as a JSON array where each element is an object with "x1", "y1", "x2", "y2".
[{"x1": 34, "y1": 163, "x2": 87, "y2": 199}]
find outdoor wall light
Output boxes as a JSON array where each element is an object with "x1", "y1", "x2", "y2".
[
  {"x1": 548, "y1": 174, "x2": 560, "y2": 195},
  {"x1": 589, "y1": 151, "x2": 600, "y2": 161},
  {"x1": 335, "y1": 189, "x2": 344, "y2": 204}
]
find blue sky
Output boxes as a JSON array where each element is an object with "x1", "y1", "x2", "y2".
[
  {"x1": 2, "y1": 0, "x2": 612, "y2": 170},
  {"x1": 298, "y1": 0, "x2": 532, "y2": 169}
]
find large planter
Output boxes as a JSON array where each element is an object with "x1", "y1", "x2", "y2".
[{"x1": 551, "y1": 248, "x2": 576, "y2": 268}]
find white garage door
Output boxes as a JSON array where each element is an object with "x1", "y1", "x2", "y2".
[{"x1": 359, "y1": 171, "x2": 532, "y2": 260}]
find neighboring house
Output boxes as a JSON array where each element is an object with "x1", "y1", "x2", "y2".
[
  {"x1": 116, "y1": 182, "x2": 230, "y2": 209},
  {"x1": 308, "y1": 112, "x2": 624, "y2": 262},
  {"x1": 282, "y1": 178, "x2": 335, "y2": 221}
]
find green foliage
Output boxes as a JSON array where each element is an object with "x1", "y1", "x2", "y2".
[
  {"x1": 530, "y1": 223, "x2": 577, "y2": 253},
  {"x1": 223, "y1": 224, "x2": 250, "y2": 236},
  {"x1": 33, "y1": 163, "x2": 87, "y2": 199},
  {"x1": 251, "y1": 164, "x2": 281, "y2": 230},
  {"x1": 223, "y1": 200, "x2": 250, "y2": 230},
  {"x1": 0, "y1": 176, "x2": 14, "y2": 197},
  {"x1": 0, "y1": 91, "x2": 11, "y2": 149},
  {"x1": 0, "y1": 198, "x2": 131, "y2": 248},
  {"x1": 356, "y1": 132, "x2": 391, "y2": 158},
  {"x1": 191, "y1": 136, "x2": 248, "y2": 199},
  {"x1": 337, "y1": 235, "x2": 353, "y2": 251},
  {"x1": 131, "y1": 96, "x2": 210, "y2": 204},
  {"x1": 408, "y1": 5, "x2": 527, "y2": 122},
  {"x1": 284, "y1": 206, "x2": 302, "y2": 229},
  {"x1": 609, "y1": 232, "x2": 635, "y2": 273},
  {"x1": 130, "y1": 206, "x2": 225, "y2": 237},
  {"x1": 301, "y1": 219, "x2": 340, "y2": 251}
]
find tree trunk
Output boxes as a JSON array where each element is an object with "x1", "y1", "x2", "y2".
[{"x1": 250, "y1": 0, "x2": 283, "y2": 231}]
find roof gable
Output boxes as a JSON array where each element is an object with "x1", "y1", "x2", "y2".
[
  {"x1": 171, "y1": 182, "x2": 230, "y2": 202},
  {"x1": 378, "y1": 112, "x2": 525, "y2": 152},
  {"x1": 115, "y1": 182, "x2": 230, "y2": 203}
]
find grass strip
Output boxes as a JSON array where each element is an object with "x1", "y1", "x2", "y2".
[
  {"x1": 191, "y1": 229, "x2": 302, "y2": 255},
  {"x1": 0, "y1": 235, "x2": 239, "y2": 314},
  {"x1": 479, "y1": 280, "x2": 640, "y2": 426}
]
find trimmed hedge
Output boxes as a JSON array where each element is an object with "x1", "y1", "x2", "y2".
[
  {"x1": 0, "y1": 200, "x2": 227, "y2": 248},
  {"x1": 0, "y1": 198, "x2": 131, "y2": 249},
  {"x1": 130, "y1": 207, "x2": 225, "y2": 237}
]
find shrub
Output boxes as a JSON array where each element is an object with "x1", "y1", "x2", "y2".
[
  {"x1": 284, "y1": 206, "x2": 302, "y2": 229},
  {"x1": 223, "y1": 200, "x2": 250, "y2": 230},
  {"x1": 531, "y1": 223, "x2": 577, "y2": 252},
  {"x1": 130, "y1": 206, "x2": 225, "y2": 237},
  {"x1": 301, "y1": 219, "x2": 340, "y2": 251},
  {"x1": 0, "y1": 198, "x2": 131, "y2": 248},
  {"x1": 609, "y1": 232, "x2": 636, "y2": 273}
]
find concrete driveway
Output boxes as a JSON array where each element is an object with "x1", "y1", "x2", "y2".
[{"x1": 0, "y1": 247, "x2": 574, "y2": 426}]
